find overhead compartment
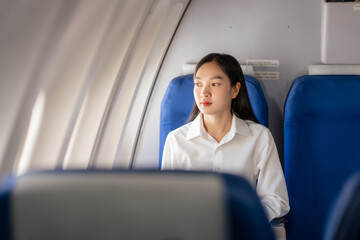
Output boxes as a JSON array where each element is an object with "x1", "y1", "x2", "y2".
[{"x1": 321, "y1": 0, "x2": 360, "y2": 64}]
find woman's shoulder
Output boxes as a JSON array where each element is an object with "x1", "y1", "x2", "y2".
[
  {"x1": 242, "y1": 120, "x2": 276, "y2": 148},
  {"x1": 167, "y1": 122, "x2": 192, "y2": 140},
  {"x1": 244, "y1": 119, "x2": 272, "y2": 137}
]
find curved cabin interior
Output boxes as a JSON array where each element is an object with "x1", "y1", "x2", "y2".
[{"x1": 1, "y1": 0, "x2": 360, "y2": 239}]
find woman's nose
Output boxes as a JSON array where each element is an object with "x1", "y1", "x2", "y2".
[{"x1": 200, "y1": 85, "x2": 210, "y2": 97}]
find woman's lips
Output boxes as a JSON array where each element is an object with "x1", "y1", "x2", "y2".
[{"x1": 201, "y1": 101, "x2": 212, "y2": 107}]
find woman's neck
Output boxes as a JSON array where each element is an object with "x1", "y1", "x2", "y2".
[{"x1": 202, "y1": 112, "x2": 233, "y2": 143}]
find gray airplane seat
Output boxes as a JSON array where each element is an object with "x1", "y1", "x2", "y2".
[{"x1": 0, "y1": 170, "x2": 274, "y2": 240}]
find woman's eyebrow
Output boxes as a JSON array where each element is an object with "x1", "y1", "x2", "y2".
[
  {"x1": 209, "y1": 76, "x2": 224, "y2": 81},
  {"x1": 194, "y1": 75, "x2": 224, "y2": 81}
]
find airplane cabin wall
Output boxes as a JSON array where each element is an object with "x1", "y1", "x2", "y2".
[
  {"x1": 0, "y1": 0, "x2": 64, "y2": 171},
  {"x1": 0, "y1": 0, "x2": 325, "y2": 174},
  {"x1": 135, "y1": 0, "x2": 322, "y2": 168},
  {"x1": 0, "y1": 0, "x2": 189, "y2": 178}
]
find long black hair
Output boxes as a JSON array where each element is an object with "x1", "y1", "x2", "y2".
[{"x1": 188, "y1": 53, "x2": 259, "y2": 123}]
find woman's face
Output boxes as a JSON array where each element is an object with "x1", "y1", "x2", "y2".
[{"x1": 194, "y1": 61, "x2": 240, "y2": 117}]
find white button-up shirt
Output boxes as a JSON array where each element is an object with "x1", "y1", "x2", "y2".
[{"x1": 162, "y1": 114, "x2": 290, "y2": 221}]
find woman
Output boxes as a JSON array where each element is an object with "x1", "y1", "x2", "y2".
[{"x1": 161, "y1": 53, "x2": 289, "y2": 222}]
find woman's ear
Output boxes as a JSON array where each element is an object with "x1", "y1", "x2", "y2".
[{"x1": 232, "y1": 82, "x2": 241, "y2": 99}]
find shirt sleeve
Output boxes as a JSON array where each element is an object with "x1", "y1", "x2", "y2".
[
  {"x1": 255, "y1": 128, "x2": 290, "y2": 222},
  {"x1": 161, "y1": 133, "x2": 173, "y2": 170}
]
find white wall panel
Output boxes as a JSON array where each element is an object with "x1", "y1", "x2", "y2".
[{"x1": 0, "y1": 0, "x2": 65, "y2": 176}]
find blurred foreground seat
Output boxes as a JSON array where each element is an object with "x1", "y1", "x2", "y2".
[
  {"x1": 323, "y1": 172, "x2": 360, "y2": 240},
  {"x1": 0, "y1": 170, "x2": 274, "y2": 240}
]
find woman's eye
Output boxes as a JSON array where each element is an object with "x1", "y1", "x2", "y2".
[
  {"x1": 194, "y1": 83, "x2": 200, "y2": 87},
  {"x1": 212, "y1": 83, "x2": 219, "y2": 86}
]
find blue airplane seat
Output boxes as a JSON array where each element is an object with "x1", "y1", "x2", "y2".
[
  {"x1": 283, "y1": 75, "x2": 360, "y2": 240},
  {"x1": 160, "y1": 74, "x2": 268, "y2": 167},
  {"x1": 0, "y1": 170, "x2": 274, "y2": 240},
  {"x1": 323, "y1": 172, "x2": 360, "y2": 240}
]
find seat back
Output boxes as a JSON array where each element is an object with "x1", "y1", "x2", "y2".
[
  {"x1": 160, "y1": 74, "x2": 268, "y2": 167},
  {"x1": 323, "y1": 172, "x2": 360, "y2": 240},
  {"x1": 283, "y1": 75, "x2": 360, "y2": 240},
  {"x1": 0, "y1": 170, "x2": 274, "y2": 240}
]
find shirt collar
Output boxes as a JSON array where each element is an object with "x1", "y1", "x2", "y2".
[
  {"x1": 233, "y1": 114, "x2": 252, "y2": 135},
  {"x1": 186, "y1": 113, "x2": 251, "y2": 141},
  {"x1": 186, "y1": 114, "x2": 207, "y2": 140}
]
